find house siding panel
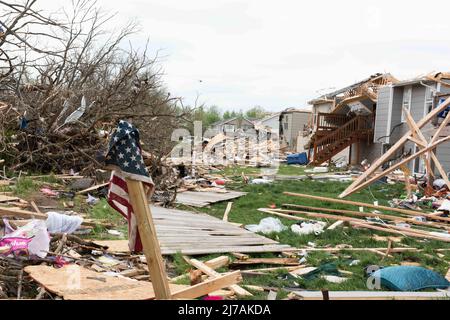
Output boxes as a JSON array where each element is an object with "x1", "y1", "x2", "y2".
[
  {"x1": 389, "y1": 87, "x2": 406, "y2": 143},
  {"x1": 436, "y1": 141, "x2": 450, "y2": 176},
  {"x1": 374, "y1": 86, "x2": 391, "y2": 143}
]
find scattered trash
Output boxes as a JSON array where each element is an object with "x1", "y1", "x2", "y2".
[
  {"x1": 40, "y1": 187, "x2": 59, "y2": 197},
  {"x1": 245, "y1": 218, "x2": 287, "y2": 234},
  {"x1": 46, "y1": 212, "x2": 83, "y2": 234},
  {"x1": 290, "y1": 221, "x2": 326, "y2": 236},
  {"x1": 107, "y1": 229, "x2": 123, "y2": 237},
  {"x1": 349, "y1": 260, "x2": 360, "y2": 266},
  {"x1": 438, "y1": 200, "x2": 450, "y2": 211},
  {"x1": 322, "y1": 275, "x2": 348, "y2": 284},
  {"x1": 0, "y1": 220, "x2": 50, "y2": 258},
  {"x1": 433, "y1": 179, "x2": 447, "y2": 190},
  {"x1": 86, "y1": 193, "x2": 99, "y2": 205},
  {"x1": 286, "y1": 153, "x2": 308, "y2": 165},
  {"x1": 250, "y1": 178, "x2": 273, "y2": 185},
  {"x1": 97, "y1": 255, "x2": 121, "y2": 267}
]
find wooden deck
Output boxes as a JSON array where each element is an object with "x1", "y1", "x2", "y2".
[
  {"x1": 95, "y1": 206, "x2": 294, "y2": 255},
  {"x1": 175, "y1": 190, "x2": 247, "y2": 207}
]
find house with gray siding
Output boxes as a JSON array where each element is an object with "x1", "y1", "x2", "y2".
[
  {"x1": 279, "y1": 108, "x2": 312, "y2": 151},
  {"x1": 373, "y1": 73, "x2": 450, "y2": 176},
  {"x1": 211, "y1": 117, "x2": 255, "y2": 133},
  {"x1": 306, "y1": 73, "x2": 398, "y2": 165}
]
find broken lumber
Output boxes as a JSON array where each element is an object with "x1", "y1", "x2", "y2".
[
  {"x1": 171, "y1": 271, "x2": 242, "y2": 299},
  {"x1": 170, "y1": 256, "x2": 230, "y2": 283},
  {"x1": 76, "y1": 182, "x2": 109, "y2": 195},
  {"x1": 350, "y1": 221, "x2": 450, "y2": 242},
  {"x1": 260, "y1": 208, "x2": 450, "y2": 242},
  {"x1": 185, "y1": 257, "x2": 252, "y2": 297},
  {"x1": 283, "y1": 192, "x2": 450, "y2": 223},
  {"x1": 339, "y1": 96, "x2": 450, "y2": 198},
  {"x1": 126, "y1": 179, "x2": 171, "y2": 299},
  {"x1": 222, "y1": 202, "x2": 233, "y2": 221},
  {"x1": 291, "y1": 290, "x2": 450, "y2": 300},
  {"x1": 282, "y1": 203, "x2": 450, "y2": 230},
  {"x1": 231, "y1": 252, "x2": 249, "y2": 260},
  {"x1": 231, "y1": 258, "x2": 300, "y2": 266}
]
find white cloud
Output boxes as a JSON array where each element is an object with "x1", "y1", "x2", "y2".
[{"x1": 39, "y1": 0, "x2": 450, "y2": 111}]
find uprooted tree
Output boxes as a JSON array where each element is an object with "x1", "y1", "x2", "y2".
[{"x1": 0, "y1": 0, "x2": 190, "y2": 183}]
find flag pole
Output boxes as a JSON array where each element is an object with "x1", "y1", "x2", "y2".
[{"x1": 126, "y1": 179, "x2": 172, "y2": 299}]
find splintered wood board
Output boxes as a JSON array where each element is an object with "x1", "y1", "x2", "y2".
[
  {"x1": 291, "y1": 290, "x2": 450, "y2": 300},
  {"x1": 0, "y1": 195, "x2": 20, "y2": 203},
  {"x1": 175, "y1": 190, "x2": 246, "y2": 207},
  {"x1": 24, "y1": 265, "x2": 187, "y2": 300},
  {"x1": 92, "y1": 206, "x2": 293, "y2": 255}
]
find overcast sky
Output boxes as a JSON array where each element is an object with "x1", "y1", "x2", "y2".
[{"x1": 42, "y1": 0, "x2": 450, "y2": 112}]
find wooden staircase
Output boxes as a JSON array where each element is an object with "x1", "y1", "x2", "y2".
[{"x1": 311, "y1": 114, "x2": 374, "y2": 165}]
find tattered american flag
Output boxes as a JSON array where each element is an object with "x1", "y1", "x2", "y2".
[{"x1": 104, "y1": 120, "x2": 154, "y2": 252}]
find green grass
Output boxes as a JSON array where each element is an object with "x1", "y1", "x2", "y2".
[
  {"x1": 173, "y1": 173, "x2": 450, "y2": 298},
  {"x1": 217, "y1": 164, "x2": 346, "y2": 178},
  {"x1": 20, "y1": 165, "x2": 444, "y2": 299}
]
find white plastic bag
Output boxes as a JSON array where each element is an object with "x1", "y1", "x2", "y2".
[
  {"x1": 245, "y1": 217, "x2": 287, "y2": 234},
  {"x1": 291, "y1": 221, "x2": 326, "y2": 236},
  {"x1": 46, "y1": 211, "x2": 83, "y2": 234},
  {"x1": 1, "y1": 220, "x2": 50, "y2": 258}
]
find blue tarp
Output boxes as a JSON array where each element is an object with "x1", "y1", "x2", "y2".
[
  {"x1": 438, "y1": 98, "x2": 450, "y2": 118},
  {"x1": 287, "y1": 152, "x2": 308, "y2": 165},
  {"x1": 371, "y1": 266, "x2": 450, "y2": 291}
]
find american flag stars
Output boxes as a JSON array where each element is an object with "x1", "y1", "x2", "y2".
[{"x1": 104, "y1": 120, "x2": 150, "y2": 178}]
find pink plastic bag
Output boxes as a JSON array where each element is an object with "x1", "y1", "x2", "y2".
[
  {"x1": 0, "y1": 220, "x2": 50, "y2": 258},
  {"x1": 0, "y1": 237, "x2": 33, "y2": 256}
]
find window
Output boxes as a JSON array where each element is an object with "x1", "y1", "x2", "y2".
[
  {"x1": 401, "y1": 86, "x2": 412, "y2": 123},
  {"x1": 284, "y1": 122, "x2": 288, "y2": 130},
  {"x1": 224, "y1": 124, "x2": 235, "y2": 132},
  {"x1": 424, "y1": 87, "x2": 434, "y2": 116}
]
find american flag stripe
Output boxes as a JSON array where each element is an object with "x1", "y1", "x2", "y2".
[{"x1": 104, "y1": 120, "x2": 154, "y2": 253}]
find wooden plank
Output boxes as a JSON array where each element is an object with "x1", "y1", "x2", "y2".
[
  {"x1": 76, "y1": 182, "x2": 109, "y2": 195},
  {"x1": 94, "y1": 206, "x2": 293, "y2": 256},
  {"x1": 291, "y1": 290, "x2": 450, "y2": 300},
  {"x1": 350, "y1": 221, "x2": 450, "y2": 242},
  {"x1": 340, "y1": 136, "x2": 450, "y2": 198},
  {"x1": 403, "y1": 107, "x2": 450, "y2": 189},
  {"x1": 30, "y1": 201, "x2": 43, "y2": 215},
  {"x1": 430, "y1": 110, "x2": 450, "y2": 144},
  {"x1": 282, "y1": 204, "x2": 450, "y2": 230},
  {"x1": 0, "y1": 195, "x2": 20, "y2": 203},
  {"x1": 260, "y1": 208, "x2": 450, "y2": 242},
  {"x1": 186, "y1": 258, "x2": 252, "y2": 297},
  {"x1": 159, "y1": 246, "x2": 294, "y2": 255},
  {"x1": 24, "y1": 265, "x2": 186, "y2": 300},
  {"x1": 232, "y1": 252, "x2": 249, "y2": 260},
  {"x1": 0, "y1": 206, "x2": 48, "y2": 219},
  {"x1": 171, "y1": 271, "x2": 242, "y2": 299},
  {"x1": 231, "y1": 258, "x2": 300, "y2": 266},
  {"x1": 222, "y1": 202, "x2": 233, "y2": 221},
  {"x1": 283, "y1": 192, "x2": 450, "y2": 223},
  {"x1": 170, "y1": 256, "x2": 230, "y2": 283},
  {"x1": 176, "y1": 191, "x2": 246, "y2": 208},
  {"x1": 339, "y1": 96, "x2": 450, "y2": 198},
  {"x1": 126, "y1": 179, "x2": 171, "y2": 300}
]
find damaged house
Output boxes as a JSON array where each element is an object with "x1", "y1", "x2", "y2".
[
  {"x1": 279, "y1": 108, "x2": 312, "y2": 152},
  {"x1": 373, "y1": 72, "x2": 450, "y2": 175},
  {"x1": 307, "y1": 73, "x2": 398, "y2": 165}
]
